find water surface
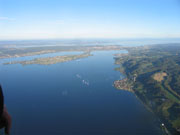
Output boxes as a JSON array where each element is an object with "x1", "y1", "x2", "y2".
[{"x1": 0, "y1": 50, "x2": 163, "y2": 135}]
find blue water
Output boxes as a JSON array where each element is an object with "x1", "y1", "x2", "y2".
[{"x1": 0, "y1": 50, "x2": 163, "y2": 135}]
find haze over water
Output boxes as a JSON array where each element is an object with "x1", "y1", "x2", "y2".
[{"x1": 0, "y1": 50, "x2": 163, "y2": 135}]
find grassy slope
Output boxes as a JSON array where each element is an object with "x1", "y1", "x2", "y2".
[{"x1": 114, "y1": 44, "x2": 180, "y2": 135}]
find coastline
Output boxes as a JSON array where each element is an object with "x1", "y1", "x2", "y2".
[
  {"x1": 3, "y1": 52, "x2": 92, "y2": 66},
  {"x1": 114, "y1": 75, "x2": 170, "y2": 135},
  {"x1": 113, "y1": 44, "x2": 180, "y2": 135}
]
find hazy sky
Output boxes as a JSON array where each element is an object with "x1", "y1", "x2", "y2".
[{"x1": 0, "y1": 0, "x2": 180, "y2": 40}]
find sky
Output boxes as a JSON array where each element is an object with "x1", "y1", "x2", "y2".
[{"x1": 0, "y1": 0, "x2": 180, "y2": 40}]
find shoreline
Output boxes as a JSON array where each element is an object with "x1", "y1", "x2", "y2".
[
  {"x1": 114, "y1": 77, "x2": 170, "y2": 135},
  {"x1": 3, "y1": 52, "x2": 92, "y2": 66},
  {"x1": 113, "y1": 44, "x2": 180, "y2": 135}
]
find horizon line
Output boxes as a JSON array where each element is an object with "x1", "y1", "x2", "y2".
[{"x1": 0, "y1": 37, "x2": 180, "y2": 41}]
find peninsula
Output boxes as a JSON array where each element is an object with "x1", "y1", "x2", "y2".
[
  {"x1": 0, "y1": 45, "x2": 124, "y2": 59},
  {"x1": 4, "y1": 52, "x2": 92, "y2": 65}
]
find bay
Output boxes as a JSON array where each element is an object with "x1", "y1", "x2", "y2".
[{"x1": 0, "y1": 50, "x2": 163, "y2": 135}]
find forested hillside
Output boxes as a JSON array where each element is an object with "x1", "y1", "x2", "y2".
[{"x1": 115, "y1": 44, "x2": 180, "y2": 135}]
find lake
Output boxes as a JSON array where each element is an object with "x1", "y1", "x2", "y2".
[{"x1": 0, "y1": 50, "x2": 163, "y2": 135}]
